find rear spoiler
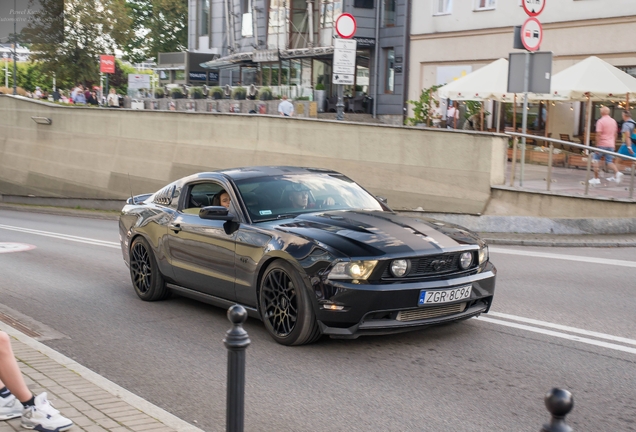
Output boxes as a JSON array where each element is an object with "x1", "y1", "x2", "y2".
[{"x1": 126, "y1": 193, "x2": 153, "y2": 205}]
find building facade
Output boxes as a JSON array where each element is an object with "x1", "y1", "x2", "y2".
[
  {"x1": 187, "y1": 0, "x2": 410, "y2": 122},
  {"x1": 409, "y1": 0, "x2": 636, "y2": 135}
]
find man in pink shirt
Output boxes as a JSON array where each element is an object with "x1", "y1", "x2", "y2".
[{"x1": 590, "y1": 106, "x2": 622, "y2": 185}]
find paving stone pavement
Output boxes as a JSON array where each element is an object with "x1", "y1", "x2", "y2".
[{"x1": 0, "y1": 324, "x2": 203, "y2": 432}]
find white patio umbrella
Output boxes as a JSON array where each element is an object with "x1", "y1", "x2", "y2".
[{"x1": 437, "y1": 58, "x2": 515, "y2": 102}]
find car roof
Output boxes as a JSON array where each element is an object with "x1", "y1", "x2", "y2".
[{"x1": 217, "y1": 166, "x2": 342, "y2": 181}]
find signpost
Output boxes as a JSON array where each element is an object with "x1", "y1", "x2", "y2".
[
  {"x1": 512, "y1": 1, "x2": 546, "y2": 187},
  {"x1": 333, "y1": 14, "x2": 357, "y2": 120},
  {"x1": 100, "y1": 55, "x2": 116, "y2": 101},
  {"x1": 2, "y1": 53, "x2": 8, "y2": 88}
]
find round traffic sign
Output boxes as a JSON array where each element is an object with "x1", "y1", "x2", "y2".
[
  {"x1": 520, "y1": 17, "x2": 543, "y2": 52},
  {"x1": 522, "y1": 0, "x2": 546, "y2": 17},
  {"x1": 335, "y1": 13, "x2": 357, "y2": 39}
]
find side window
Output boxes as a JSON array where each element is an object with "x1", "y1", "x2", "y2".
[{"x1": 182, "y1": 182, "x2": 224, "y2": 214}]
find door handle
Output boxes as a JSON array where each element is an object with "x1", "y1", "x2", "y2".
[{"x1": 169, "y1": 223, "x2": 182, "y2": 233}]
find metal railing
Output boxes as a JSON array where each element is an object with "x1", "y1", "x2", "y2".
[{"x1": 506, "y1": 132, "x2": 636, "y2": 199}]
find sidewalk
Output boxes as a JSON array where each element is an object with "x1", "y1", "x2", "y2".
[
  {"x1": 0, "y1": 323, "x2": 203, "y2": 432},
  {"x1": 481, "y1": 232, "x2": 636, "y2": 247}
]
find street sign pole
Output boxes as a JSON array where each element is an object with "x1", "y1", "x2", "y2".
[
  {"x1": 520, "y1": 51, "x2": 530, "y2": 187},
  {"x1": 333, "y1": 14, "x2": 357, "y2": 121},
  {"x1": 13, "y1": 0, "x2": 17, "y2": 95}
]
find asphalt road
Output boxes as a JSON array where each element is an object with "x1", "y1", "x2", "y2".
[{"x1": 0, "y1": 209, "x2": 634, "y2": 431}]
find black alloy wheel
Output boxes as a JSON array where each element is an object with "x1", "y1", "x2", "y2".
[
  {"x1": 259, "y1": 260, "x2": 321, "y2": 346},
  {"x1": 129, "y1": 237, "x2": 170, "y2": 301}
]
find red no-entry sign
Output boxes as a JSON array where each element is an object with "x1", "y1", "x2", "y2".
[{"x1": 335, "y1": 13, "x2": 357, "y2": 39}]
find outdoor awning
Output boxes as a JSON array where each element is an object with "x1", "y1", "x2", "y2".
[
  {"x1": 437, "y1": 59, "x2": 516, "y2": 102},
  {"x1": 200, "y1": 52, "x2": 253, "y2": 69},
  {"x1": 548, "y1": 56, "x2": 636, "y2": 101},
  {"x1": 279, "y1": 46, "x2": 334, "y2": 59}
]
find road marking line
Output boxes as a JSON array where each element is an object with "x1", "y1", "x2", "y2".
[
  {"x1": 0, "y1": 224, "x2": 120, "y2": 249},
  {"x1": 489, "y1": 247, "x2": 636, "y2": 268},
  {"x1": 477, "y1": 317, "x2": 636, "y2": 355},
  {"x1": 489, "y1": 312, "x2": 636, "y2": 346}
]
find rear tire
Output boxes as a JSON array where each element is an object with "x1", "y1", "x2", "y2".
[
  {"x1": 129, "y1": 237, "x2": 170, "y2": 301},
  {"x1": 259, "y1": 260, "x2": 321, "y2": 346}
]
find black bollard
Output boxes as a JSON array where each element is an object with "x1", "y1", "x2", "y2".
[
  {"x1": 541, "y1": 388, "x2": 574, "y2": 432},
  {"x1": 224, "y1": 305, "x2": 251, "y2": 432}
]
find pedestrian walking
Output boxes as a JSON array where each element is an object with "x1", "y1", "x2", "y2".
[
  {"x1": 278, "y1": 95, "x2": 294, "y2": 117},
  {"x1": 589, "y1": 106, "x2": 622, "y2": 185},
  {"x1": 617, "y1": 110, "x2": 636, "y2": 159},
  {"x1": 0, "y1": 331, "x2": 73, "y2": 431}
]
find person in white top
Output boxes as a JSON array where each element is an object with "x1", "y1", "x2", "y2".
[
  {"x1": 34, "y1": 87, "x2": 42, "y2": 99},
  {"x1": 107, "y1": 88, "x2": 119, "y2": 107},
  {"x1": 446, "y1": 101, "x2": 459, "y2": 129},
  {"x1": 278, "y1": 95, "x2": 294, "y2": 117}
]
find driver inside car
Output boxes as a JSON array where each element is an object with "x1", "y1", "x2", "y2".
[{"x1": 286, "y1": 183, "x2": 335, "y2": 209}]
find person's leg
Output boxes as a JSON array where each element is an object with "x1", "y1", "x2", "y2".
[
  {"x1": 0, "y1": 332, "x2": 32, "y2": 402},
  {"x1": 592, "y1": 153, "x2": 600, "y2": 179},
  {"x1": 606, "y1": 154, "x2": 623, "y2": 183}
]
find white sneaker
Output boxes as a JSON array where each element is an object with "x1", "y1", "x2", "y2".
[
  {"x1": 615, "y1": 172, "x2": 624, "y2": 185},
  {"x1": 0, "y1": 394, "x2": 22, "y2": 420},
  {"x1": 21, "y1": 393, "x2": 73, "y2": 431},
  {"x1": 588, "y1": 178, "x2": 601, "y2": 185}
]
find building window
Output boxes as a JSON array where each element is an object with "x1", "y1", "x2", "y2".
[
  {"x1": 383, "y1": 0, "x2": 396, "y2": 27},
  {"x1": 384, "y1": 48, "x2": 394, "y2": 94},
  {"x1": 200, "y1": 0, "x2": 209, "y2": 35},
  {"x1": 354, "y1": 0, "x2": 374, "y2": 8},
  {"x1": 475, "y1": 0, "x2": 495, "y2": 10},
  {"x1": 435, "y1": 0, "x2": 452, "y2": 14},
  {"x1": 242, "y1": 0, "x2": 253, "y2": 37}
]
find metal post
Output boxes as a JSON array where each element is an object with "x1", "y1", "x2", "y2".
[
  {"x1": 224, "y1": 305, "x2": 250, "y2": 432},
  {"x1": 372, "y1": 0, "x2": 380, "y2": 118},
  {"x1": 547, "y1": 142, "x2": 553, "y2": 191},
  {"x1": 510, "y1": 136, "x2": 518, "y2": 186},
  {"x1": 541, "y1": 388, "x2": 574, "y2": 432},
  {"x1": 520, "y1": 51, "x2": 531, "y2": 187},
  {"x1": 583, "y1": 97, "x2": 593, "y2": 195},
  {"x1": 630, "y1": 163, "x2": 635, "y2": 199},
  {"x1": 13, "y1": 0, "x2": 17, "y2": 95},
  {"x1": 336, "y1": 84, "x2": 344, "y2": 121}
]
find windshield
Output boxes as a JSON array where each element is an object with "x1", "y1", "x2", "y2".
[{"x1": 235, "y1": 173, "x2": 384, "y2": 222}]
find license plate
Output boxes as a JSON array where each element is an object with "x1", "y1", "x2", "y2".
[{"x1": 418, "y1": 285, "x2": 472, "y2": 306}]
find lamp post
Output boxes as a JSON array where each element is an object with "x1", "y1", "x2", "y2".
[{"x1": 3, "y1": 53, "x2": 8, "y2": 88}]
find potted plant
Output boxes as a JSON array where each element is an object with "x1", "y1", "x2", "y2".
[
  {"x1": 210, "y1": 87, "x2": 224, "y2": 100},
  {"x1": 170, "y1": 87, "x2": 184, "y2": 99},
  {"x1": 191, "y1": 87, "x2": 204, "y2": 100},
  {"x1": 154, "y1": 88, "x2": 164, "y2": 99},
  {"x1": 406, "y1": 84, "x2": 442, "y2": 126},
  {"x1": 259, "y1": 87, "x2": 273, "y2": 101},
  {"x1": 313, "y1": 83, "x2": 326, "y2": 113},
  {"x1": 232, "y1": 86, "x2": 247, "y2": 100}
]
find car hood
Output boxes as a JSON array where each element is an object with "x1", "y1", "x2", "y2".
[{"x1": 273, "y1": 210, "x2": 483, "y2": 258}]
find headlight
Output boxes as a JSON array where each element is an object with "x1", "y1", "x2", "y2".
[
  {"x1": 459, "y1": 252, "x2": 473, "y2": 269},
  {"x1": 478, "y1": 245, "x2": 489, "y2": 264},
  {"x1": 390, "y1": 259, "x2": 410, "y2": 277},
  {"x1": 328, "y1": 260, "x2": 378, "y2": 280}
]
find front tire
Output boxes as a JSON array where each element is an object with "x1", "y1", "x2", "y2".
[
  {"x1": 259, "y1": 260, "x2": 321, "y2": 346},
  {"x1": 129, "y1": 237, "x2": 170, "y2": 301}
]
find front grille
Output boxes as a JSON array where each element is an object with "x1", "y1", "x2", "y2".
[
  {"x1": 381, "y1": 252, "x2": 476, "y2": 279},
  {"x1": 396, "y1": 302, "x2": 467, "y2": 322}
]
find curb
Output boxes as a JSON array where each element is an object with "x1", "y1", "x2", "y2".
[
  {"x1": 0, "y1": 203, "x2": 119, "y2": 221},
  {"x1": 482, "y1": 238, "x2": 636, "y2": 248},
  {"x1": 0, "y1": 321, "x2": 204, "y2": 432}
]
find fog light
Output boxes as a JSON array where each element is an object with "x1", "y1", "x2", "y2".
[
  {"x1": 459, "y1": 252, "x2": 473, "y2": 269},
  {"x1": 390, "y1": 259, "x2": 410, "y2": 277}
]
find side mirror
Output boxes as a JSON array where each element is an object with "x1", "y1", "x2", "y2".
[
  {"x1": 376, "y1": 196, "x2": 388, "y2": 204},
  {"x1": 199, "y1": 206, "x2": 234, "y2": 221}
]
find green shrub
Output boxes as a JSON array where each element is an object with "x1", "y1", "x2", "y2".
[
  {"x1": 259, "y1": 87, "x2": 273, "y2": 100},
  {"x1": 191, "y1": 86, "x2": 204, "y2": 99},
  {"x1": 210, "y1": 86, "x2": 224, "y2": 99},
  {"x1": 154, "y1": 88, "x2": 164, "y2": 98},
  {"x1": 295, "y1": 96, "x2": 310, "y2": 101},
  {"x1": 170, "y1": 87, "x2": 184, "y2": 99},
  {"x1": 315, "y1": 83, "x2": 325, "y2": 91},
  {"x1": 232, "y1": 86, "x2": 247, "y2": 100}
]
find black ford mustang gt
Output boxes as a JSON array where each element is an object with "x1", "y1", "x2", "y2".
[{"x1": 119, "y1": 167, "x2": 496, "y2": 345}]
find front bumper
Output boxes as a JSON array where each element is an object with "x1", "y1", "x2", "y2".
[{"x1": 312, "y1": 262, "x2": 496, "y2": 338}]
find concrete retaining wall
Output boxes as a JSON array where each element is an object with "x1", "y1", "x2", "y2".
[{"x1": 0, "y1": 95, "x2": 506, "y2": 214}]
